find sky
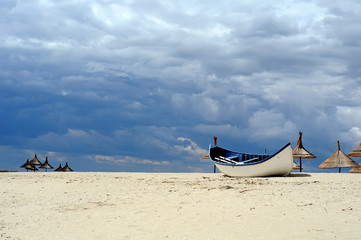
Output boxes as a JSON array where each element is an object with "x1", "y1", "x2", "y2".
[{"x1": 1, "y1": 0, "x2": 361, "y2": 173}]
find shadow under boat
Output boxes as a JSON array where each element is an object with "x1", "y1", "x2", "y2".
[{"x1": 286, "y1": 173, "x2": 311, "y2": 178}]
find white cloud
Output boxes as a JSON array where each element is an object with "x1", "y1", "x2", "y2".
[
  {"x1": 186, "y1": 166, "x2": 208, "y2": 173},
  {"x1": 174, "y1": 137, "x2": 207, "y2": 158},
  {"x1": 93, "y1": 154, "x2": 170, "y2": 166},
  {"x1": 67, "y1": 128, "x2": 88, "y2": 137},
  {"x1": 340, "y1": 127, "x2": 361, "y2": 148},
  {"x1": 349, "y1": 127, "x2": 361, "y2": 137},
  {"x1": 337, "y1": 106, "x2": 361, "y2": 129},
  {"x1": 29, "y1": 129, "x2": 114, "y2": 154},
  {"x1": 247, "y1": 110, "x2": 296, "y2": 141}
]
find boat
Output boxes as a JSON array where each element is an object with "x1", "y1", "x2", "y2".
[{"x1": 208, "y1": 143, "x2": 293, "y2": 177}]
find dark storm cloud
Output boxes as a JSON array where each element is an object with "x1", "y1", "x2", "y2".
[{"x1": 1, "y1": 0, "x2": 361, "y2": 172}]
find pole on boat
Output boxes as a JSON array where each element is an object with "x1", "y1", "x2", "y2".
[{"x1": 213, "y1": 136, "x2": 217, "y2": 173}]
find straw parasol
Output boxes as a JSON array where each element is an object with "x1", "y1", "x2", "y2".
[
  {"x1": 319, "y1": 141, "x2": 359, "y2": 173},
  {"x1": 293, "y1": 161, "x2": 302, "y2": 171},
  {"x1": 20, "y1": 159, "x2": 31, "y2": 169},
  {"x1": 54, "y1": 164, "x2": 63, "y2": 172},
  {"x1": 62, "y1": 162, "x2": 74, "y2": 172},
  {"x1": 25, "y1": 164, "x2": 38, "y2": 172},
  {"x1": 349, "y1": 163, "x2": 361, "y2": 173},
  {"x1": 29, "y1": 154, "x2": 42, "y2": 166},
  {"x1": 348, "y1": 142, "x2": 361, "y2": 173},
  {"x1": 21, "y1": 159, "x2": 36, "y2": 172},
  {"x1": 348, "y1": 142, "x2": 361, "y2": 157},
  {"x1": 39, "y1": 157, "x2": 53, "y2": 172},
  {"x1": 292, "y1": 132, "x2": 316, "y2": 172}
]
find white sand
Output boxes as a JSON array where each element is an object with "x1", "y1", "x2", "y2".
[{"x1": 1, "y1": 172, "x2": 361, "y2": 240}]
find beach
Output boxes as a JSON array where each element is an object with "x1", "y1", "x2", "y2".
[{"x1": 1, "y1": 172, "x2": 360, "y2": 240}]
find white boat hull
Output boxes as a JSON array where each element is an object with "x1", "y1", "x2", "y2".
[{"x1": 214, "y1": 144, "x2": 293, "y2": 177}]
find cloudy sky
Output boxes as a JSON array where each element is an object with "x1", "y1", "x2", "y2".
[{"x1": 1, "y1": 0, "x2": 361, "y2": 172}]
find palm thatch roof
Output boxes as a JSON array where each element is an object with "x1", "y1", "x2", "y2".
[
  {"x1": 39, "y1": 157, "x2": 53, "y2": 170},
  {"x1": 54, "y1": 164, "x2": 63, "y2": 172},
  {"x1": 348, "y1": 142, "x2": 361, "y2": 157},
  {"x1": 349, "y1": 163, "x2": 361, "y2": 173},
  {"x1": 319, "y1": 141, "x2": 359, "y2": 169},
  {"x1": 29, "y1": 154, "x2": 42, "y2": 166},
  {"x1": 292, "y1": 132, "x2": 316, "y2": 159},
  {"x1": 62, "y1": 162, "x2": 74, "y2": 172}
]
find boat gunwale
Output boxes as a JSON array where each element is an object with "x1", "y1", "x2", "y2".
[{"x1": 209, "y1": 143, "x2": 292, "y2": 167}]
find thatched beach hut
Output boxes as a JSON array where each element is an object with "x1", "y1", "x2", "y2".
[
  {"x1": 292, "y1": 132, "x2": 316, "y2": 172},
  {"x1": 319, "y1": 141, "x2": 359, "y2": 173},
  {"x1": 39, "y1": 157, "x2": 53, "y2": 172}
]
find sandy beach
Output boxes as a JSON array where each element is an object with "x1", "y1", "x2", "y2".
[{"x1": 1, "y1": 172, "x2": 361, "y2": 240}]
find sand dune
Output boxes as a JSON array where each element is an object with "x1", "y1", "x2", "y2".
[{"x1": 1, "y1": 172, "x2": 360, "y2": 239}]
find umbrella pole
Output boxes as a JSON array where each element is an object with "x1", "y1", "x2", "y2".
[
  {"x1": 214, "y1": 164, "x2": 216, "y2": 173},
  {"x1": 339, "y1": 167, "x2": 341, "y2": 173},
  {"x1": 299, "y1": 157, "x2": 302, "y2": 172}
]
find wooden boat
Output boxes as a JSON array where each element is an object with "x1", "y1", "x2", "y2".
[{"x1": 209, "y1": 143, "x2": 293, "y2": 177}]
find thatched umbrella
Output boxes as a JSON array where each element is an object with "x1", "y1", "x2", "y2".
[
  {"x1": 319, "y1": 141, "x2": 359, "y2": 173},
  {"x1": 201, "y1": 136, "x2": 218, "y2": 173},
  {"x1": 62, "y1": 162, "x2": 74, "y2": 172},
  {"x1": 54, "y1": 164, "x2": 63, "y2": 172},
  {"x1": 348, "y1": 142, "x2": 361, "y2": 173},
  {"x1": 20, "y1": 159, "x2": 31, "y2": 170},
  {"x1": 21, "y1": 159, "x2": 37, "y2": 172},
  {"x1": 292, "y1": 132, "x2": 316, "y2": 172},
  {"x1": 25, "y1": 164, "x2": 38, "y2": 172},
  {"x1": 349, "y1": 163, "x2": 361, "y2": 173},
  {"x1": 293, "y1": 161, "x2": 302, "y2": 171},
  {"x1": 39, "y1": 157, "x2": 53, "y2": 172},
  {"x1": 348, "y1": 142, "x2": 361, "y2": 157},
  {"x1": 29, "y1": 154, "x2": 42, "y2": 166}
]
